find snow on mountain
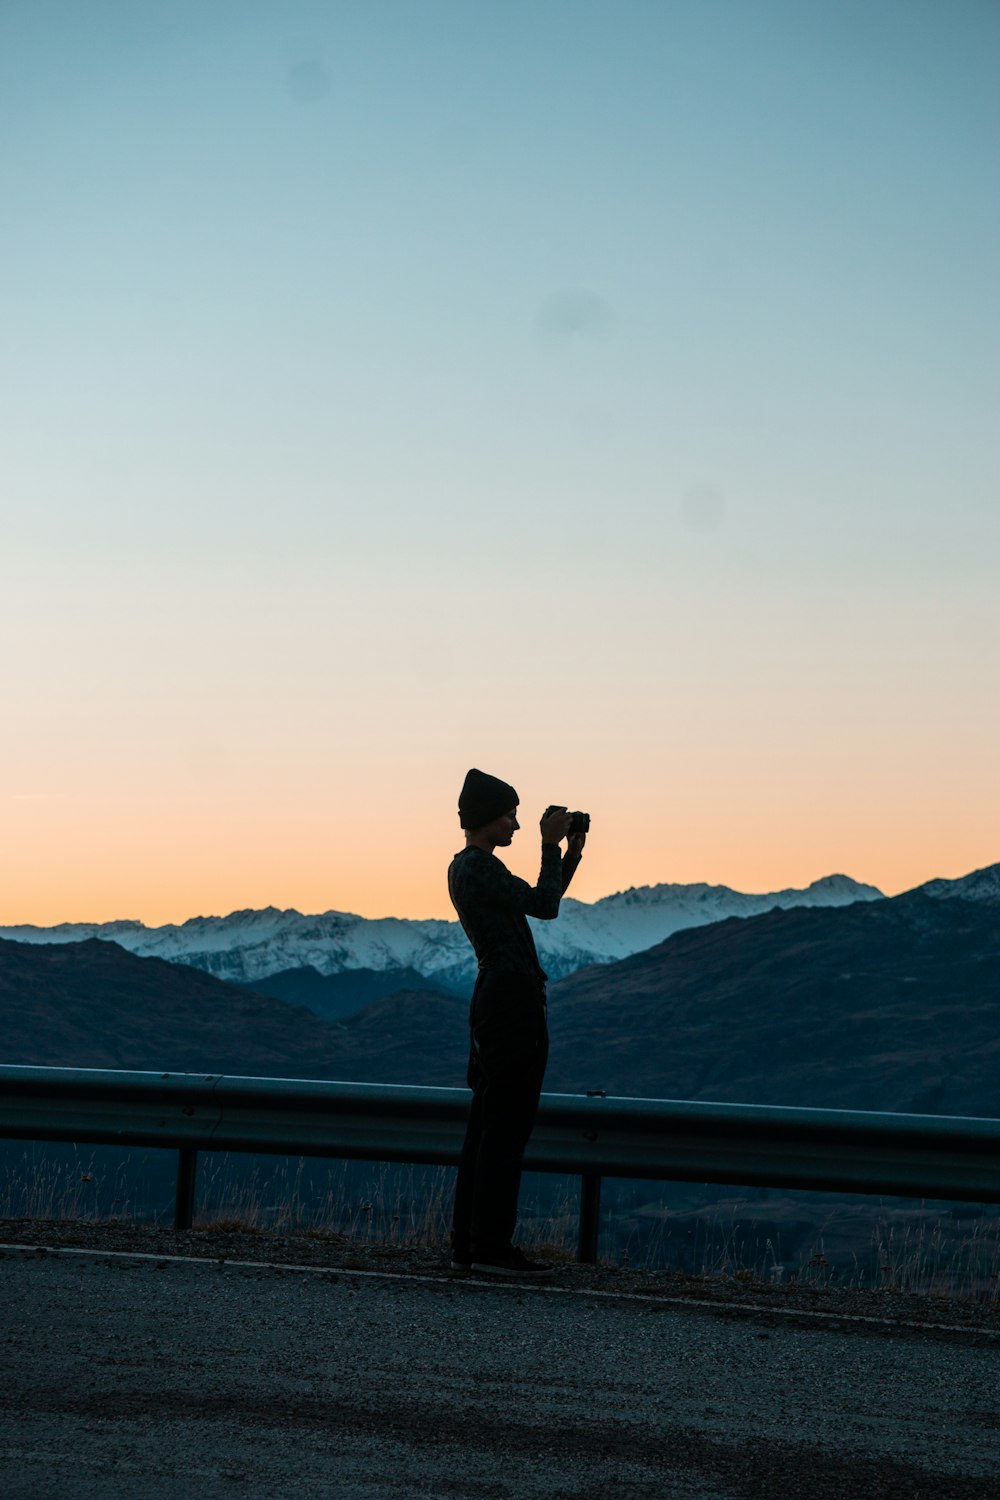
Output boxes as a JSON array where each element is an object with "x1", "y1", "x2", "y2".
[
  {"x1": 543, "y1": 873, "x2": 884, "y2": 970},
  {"x1": 0, "y1": 874, "x2": 883, "y2": 989},
  {"x1": 915, "y1": 862, "x2": 1000, "y2": 905},
  {"x1": 0, "y1": 907, "x2": 466, "y2": 989}
]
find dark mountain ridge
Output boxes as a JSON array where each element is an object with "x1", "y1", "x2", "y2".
[
  {"x1": 1, "y1": 869, "x2": 997, "y2": 1120},
  {"x1": 0, "y1": 937, "x2": 375, "y2": 1078},
  {"x1": 544, "y1": 890, "x2": 1000, "y2": 1114},
  {"x1": 240, "y1": 964, "x2": 456, "y2": 1022}
]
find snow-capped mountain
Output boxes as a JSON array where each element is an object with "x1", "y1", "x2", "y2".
[
  {"x1": 0, "y1": 873, "x2": 883, "y2": 990},
  {"x1": 543, "y1": 873, "x2": 882, "y2": 972},
  {"x1": 916, "y1": 862, "x2": 1000, "y2": 905}
]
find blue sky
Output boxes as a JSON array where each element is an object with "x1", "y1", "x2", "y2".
[{"x1": 2, "y1": 1, "x2": 998, "y2": 920}]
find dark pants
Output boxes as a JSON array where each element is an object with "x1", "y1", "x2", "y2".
[{"x1": 451, "y1": 969, "x2": 549, "y2": 1260}]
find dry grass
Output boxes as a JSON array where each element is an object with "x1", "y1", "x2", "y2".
[{"x1": 2, "y1": 1147, "x2": 997, "y2": 1303}]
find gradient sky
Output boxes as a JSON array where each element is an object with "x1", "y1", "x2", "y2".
[{"x1": 3, "y1": 0, "x2": 998, "y2": 925}]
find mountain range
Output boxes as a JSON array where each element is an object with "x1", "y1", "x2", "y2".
[
  {"x1": 1, "y1": 863, "x2": 996, "y2": 1119},
  {"x1": 0, "y1": 872, "x2": 882, "y2": 991},
  {"x1": 543, "y1": 884, "x2": 1000, "y2": 1114}
]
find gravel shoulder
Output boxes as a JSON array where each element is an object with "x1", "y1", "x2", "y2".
[{"x1": 3, "y1": 1216, "x2": 998, "y2": 1338}]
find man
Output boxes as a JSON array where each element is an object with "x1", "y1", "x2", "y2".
[{"x1": 448, "y1": 767, "x2": 585, "y2": 1279}]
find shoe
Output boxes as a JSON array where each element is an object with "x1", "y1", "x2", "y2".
[
  {"x1": 448, "y1": 1231, "x2": 472, "y2": 1274},
  {"x1": 470, "y1": 1247, "x2": 555, "y2": 1280}
]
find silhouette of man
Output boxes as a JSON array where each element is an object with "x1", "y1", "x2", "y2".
[{"x1": 448, "y1": 768, "x2": 585, "y2": 1278}]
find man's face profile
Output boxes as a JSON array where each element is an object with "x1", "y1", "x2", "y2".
[{"x1": 483, "y1": 808, "x2": 518, "y2": 846}]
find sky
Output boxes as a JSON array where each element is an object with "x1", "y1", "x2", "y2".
[{"x1": 2, "y1": 0, "x2": 998, "y2": 925}]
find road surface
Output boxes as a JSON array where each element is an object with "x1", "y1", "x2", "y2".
[{"x1": 2, "y1": 1246, "x2": 997, "y2": 1498}]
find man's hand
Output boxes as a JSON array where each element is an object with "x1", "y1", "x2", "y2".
[
  {"x1": 540, "y1": 807, "x2": 573, "y2": 845},
  {"x1": 566, "y1": 832, "x2": 587, "y2": 858}
]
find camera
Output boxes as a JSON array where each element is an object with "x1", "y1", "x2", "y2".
[{"x1": 544, "y1": 805, "x2": 591, "y2": 836}]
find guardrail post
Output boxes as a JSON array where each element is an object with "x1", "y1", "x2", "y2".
[
  {"x1": 174, "y1": 1147, "x2": 198, "y2": 1230},
  {"x1": 577, "y1": 1173, "x2": 602, "y2": 1264}
]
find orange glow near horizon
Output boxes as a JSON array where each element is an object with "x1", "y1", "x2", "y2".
[
  {"x1": 5, "y1": 556, "x2": 996, "y2": 928},
  {"x1": 3, "y1": 759, "x2": 995, "y2": 928},
  {"x1": 2, "y1": 847, "x2": 994, "y2": 929}
]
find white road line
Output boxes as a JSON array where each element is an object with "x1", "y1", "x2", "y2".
[{"x1": 2, "y1": 1240, "x2": 997, "y2": 1340}]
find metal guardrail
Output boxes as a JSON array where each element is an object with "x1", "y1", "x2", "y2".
[{"x1": 1, "y1": 1065, "x2": 998, "y2": 1262}]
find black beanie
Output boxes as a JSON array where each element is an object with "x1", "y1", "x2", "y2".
[{"x1": 458, "y1": 768, "x2": 519, "y2": 830}]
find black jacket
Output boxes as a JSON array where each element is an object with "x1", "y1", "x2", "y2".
[{"x1": 447, "y1": 841, "x2": 580, "y2": 982}]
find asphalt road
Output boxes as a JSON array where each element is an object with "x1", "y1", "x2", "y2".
[{"x1": 2, "y1": 1247, "x2": 997, "y2": 1499}]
